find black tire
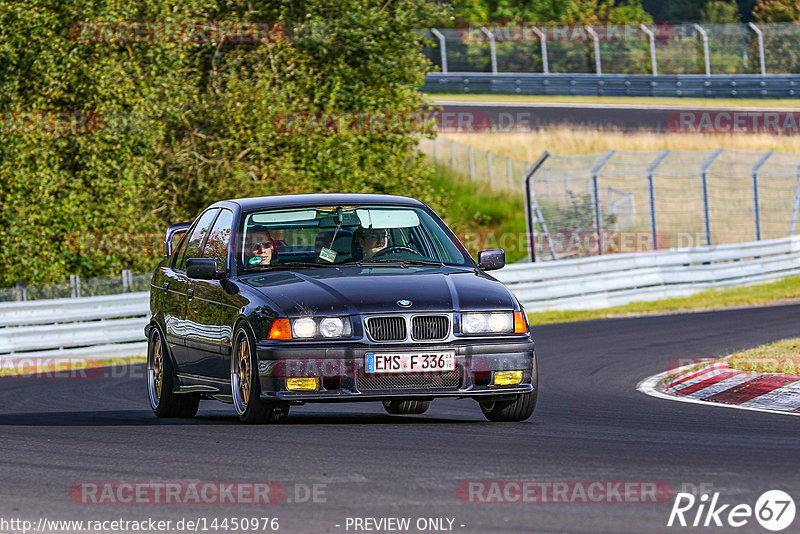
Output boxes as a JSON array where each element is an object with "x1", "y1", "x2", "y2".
[
  {"x1": 147, "y1": 327, "x2": 200, "y2": 418},
  {"x1": 479, "y1": 390, "x2": 536, "y2": 422},
  {"x1": 231, "y1": 325, "x2": 289, "y2": 424},
  {"x1": 382, "y1": 399, "x2": 431, "y2": 415}
]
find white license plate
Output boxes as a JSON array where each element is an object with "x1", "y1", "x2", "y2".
[{"x1": 365, "y1": 352, "x2": 456, "y2": 374}]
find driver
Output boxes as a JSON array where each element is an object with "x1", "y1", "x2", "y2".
[
  {"x1": 244, "y1": 227, "x2": 276, "y2": 267},
  {"x1": 356, "y1": 227, "x2": 389, "y2": 259}
]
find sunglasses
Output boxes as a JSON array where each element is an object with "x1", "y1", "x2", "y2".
[{"x1": 251, "y1": 241, "x2": 274, "y2": 250}]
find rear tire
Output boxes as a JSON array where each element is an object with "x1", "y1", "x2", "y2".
[
  {"x1": 382, "y1": 399, "x2": 430, "y2": 415},
  {"x1": 147, "y1": 327, "x2": 200, "y2": 418},
  {"x1": 231, "y1": 325, "x2": 289, "y2": 424}
]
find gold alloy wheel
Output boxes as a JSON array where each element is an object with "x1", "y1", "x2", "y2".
[
  {"x1": 152, "y1": 336, "x2": 163, "y2": 400},
  {"x1": 237, "y1": 339, "x2": 251, "y2": 406}
]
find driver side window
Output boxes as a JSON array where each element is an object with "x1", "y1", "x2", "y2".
[{"x1": 177, "y1": 209, "x2": 220, "y2": 272}]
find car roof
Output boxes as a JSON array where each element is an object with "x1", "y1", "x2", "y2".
[{"x1": 212, "y1": 193, "x2": 426, "y2": 212}]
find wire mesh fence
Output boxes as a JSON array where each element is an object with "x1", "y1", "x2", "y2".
[
  {"x1": 422, "y1": 23, "x2": 800, "y2": 75},
  {"x1": 421, "y1": 138, "x2": 800, "y2": 261},
  {"x1": 1, "y1": 271, "x2": 152, "y2": 302}
]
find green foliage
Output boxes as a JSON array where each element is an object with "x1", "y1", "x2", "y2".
[
  {"x1": 701, "y1": 0, "x2": 743, "y2": 22},
  {"x1": 0, "y1": 0, "x2": 446, "y2": 286}
]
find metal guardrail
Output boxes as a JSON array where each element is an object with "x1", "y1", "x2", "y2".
[
  {"x1": 422, "y1": 73, "x2": 800, "y2": 98},
  {"x1": 493, "y1": 235, "x2": 800, "y2": 311},
  {"x1": 0, "y1": 292, "x2": 149, "y2": 356}
]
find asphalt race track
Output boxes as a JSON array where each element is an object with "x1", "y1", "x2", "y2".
[
  {"x1": 434, "y1": 101, "x2": 797, "y2": 133},
  {"x1": 2, "y1": 304, "x2": 800, "y2": 533}
]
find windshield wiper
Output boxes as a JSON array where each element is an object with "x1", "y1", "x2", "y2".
[
  {"x1": 358, "y1": 259, "x2": 444, "y2": 267},
  {"x1": 255, "y1": 262, "x2": 326, "y2": 270}
]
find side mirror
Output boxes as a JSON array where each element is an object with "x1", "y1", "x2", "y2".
[
  {"x1": 186, "y1": 258, "x2": 221, "y2": 280},
  {"x1": 165, "y1": 222, "x2": 192, "y2": 256},
  {"x1": 478, "y1": 249, "x2": 505, "y2": 271}
]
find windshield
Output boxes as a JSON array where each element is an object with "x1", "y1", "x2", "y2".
[{"x1": 236, "y1": 204, "x2": 472, "y2": 271}]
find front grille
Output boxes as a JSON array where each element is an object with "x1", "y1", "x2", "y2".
[
  {"x1": 412, "y1": 315, "x2": 449, "y2": 340},
  {"x1": 357, "y1": 368, "x2": 462, "y2": 391},
  {"x1": 366, "y1": 316, "x2": 406, "y2": 341}
]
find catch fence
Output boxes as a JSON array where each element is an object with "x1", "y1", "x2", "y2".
[{"x1": 420, "y1": 138, "x2": 800, "y2": 261}]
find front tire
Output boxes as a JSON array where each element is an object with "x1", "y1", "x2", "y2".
[
  {"x1": 147, "y1": 327, "x2": 199, "y2": 418},
  {"x1": 382, "y1": 400, "x2": 430, "y2": 415},
  {"x1": 231, "y1": 325, "x2": 289, "y2": 424},
  {"x1": 479, "y1": 391, "x2": 536, "y2": 422}
]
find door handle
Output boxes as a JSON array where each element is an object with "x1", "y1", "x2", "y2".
[{"x1": 187, "y1": 288, "x2": 194, "y2": 300}]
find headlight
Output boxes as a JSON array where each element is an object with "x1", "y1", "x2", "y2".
[
  {"x1": 292, "y1": 317, "x2": 317, "y2": 338},
  {"x1": 461, "y1": 312, "x2": 514, "y2": 334},
  {"x1": 289, "y1": 317, "x2": 351, "y2": 339},
  {"x1": 319, "y1": 317, "x2": 345, "y2": 338}
]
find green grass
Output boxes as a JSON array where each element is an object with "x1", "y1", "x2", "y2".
[
  {"x1": 430, "y1": 162, "x2": 528, "y2": 263},
  {"x1": 426, "y1": 93, "x2": 800, "y2": 109},
  {"x1": 728, "y1": 339, "x2": 800, "y2": 375},
  {"x1": 527, "y1": 274, "x2": 800, "y2": 326}
]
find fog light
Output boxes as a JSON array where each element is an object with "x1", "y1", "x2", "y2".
[
  {"x1": 492, "y1": 371, "x2": 523, "y2": 386},
  {"x1": 286, "y1": 378, "x2": 319, "y2": 391}
]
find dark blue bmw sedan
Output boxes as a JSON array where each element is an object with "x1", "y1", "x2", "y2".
[{"x1": 145, "y1": 194, "x2": 537, "y2": 423}]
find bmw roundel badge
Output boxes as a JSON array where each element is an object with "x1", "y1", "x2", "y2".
[{"x1": 397, "y1": 299, "x2": 412, "y2": 308}]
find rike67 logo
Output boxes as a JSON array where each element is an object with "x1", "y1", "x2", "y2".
[{"x1": 668, "y1": 490, "x2": 795, "y2": 531}]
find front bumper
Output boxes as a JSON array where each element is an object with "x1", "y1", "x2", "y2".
[{"x1": 255, "y1": 339, "x2": 536, "y2": 403}]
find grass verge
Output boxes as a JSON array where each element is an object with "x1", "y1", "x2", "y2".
[
  {"x1": 429, "y1": 161, "x2": 528, "y2": 263},
  {"x1": 527, "y1": 274, "x2": 800, "y2": 326},
  {"x1": 427, "y1": 93, "x2": 800, "y2": 109},
  {"x1": 728, "y1": 339, "x2": 800, "y2": 375},
  {"x1": 440, "y1": 129, "x2": 800, "y2": 157}
]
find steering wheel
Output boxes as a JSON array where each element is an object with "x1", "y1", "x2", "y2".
[{"x1": 372, "y1": 245, "x2": 420, "y2": 258}]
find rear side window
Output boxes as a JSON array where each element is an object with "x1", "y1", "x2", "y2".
[
  {"x1": 203, "y1": 209, "x2": 234, "y2": 271},
  {"x1": 177, "y1": 209, "x2": 220, "y2": 272}
]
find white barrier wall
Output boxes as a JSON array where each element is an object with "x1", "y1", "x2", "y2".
[{"x1": 493, "y1": 236, "x2": 800, "y2": 311}]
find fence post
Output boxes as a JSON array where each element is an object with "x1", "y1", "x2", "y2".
[
  {"x1": 751, "y1": 150, "x2": 774, "y2": 241},
  {"x1": 530, "y1": 26, "x2": 549, "y2": 75},
  {"x1": 591, "y1": 151, "x2": 617, "y2": 255},
  {"x1": 640, "y1": 24, "x2": 658, "y2": 76},
  {"x1": 487, "y1": 151, "x2": 493, "y2": 185},
  {"x1": 506, "y1": 156, "x2": 513, "y2": 189},
  {"x1": 700, "y1": 148, "x2": 724, "y2": 246},
  {"x1": 122, "y1": 269, "x2": 132, "y2": 292},
  {"x1": 450, "y1": 140, "x2": 456, "y2": 168},
  {"x1": 430, "y1": 28, "x2": 448, "y2": 74},
  {"x1": 480, "y1": 27, "x2": 498, "y2": 74},
  {"x1": 524, "y1": 153, "x2": 551, "y2": 262},
  {"x1": 585, "y1": 26, "x2": 602, "y2": 75},
  {"x1": 646, "y1": 150, "x2": 671, "y2": 250},
  {"x1": 70, "y1": 274, "x2": 81, "y2": 298},
  {"x1": 694, "y1": 24, "x2": 711, "y2": 76},
  {"x1": 468, "y1": 146, "x2": 475, "y2": 180},
  {"x1": 14, "y1": 281, "x2": 26, "y2": 302},
  {"x1": 790, "y1": 165, "x2": 800, "y2": 236},
  {"x1": 748, "y1": 23, "x2": 766, "y2": 76}
]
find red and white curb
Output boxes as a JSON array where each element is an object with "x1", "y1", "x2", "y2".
[{"x1": 637, "y1": 357, "x2": 800, "y2": 417}]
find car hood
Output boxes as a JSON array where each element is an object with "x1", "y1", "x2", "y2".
[{"x1": 241, "y1": 265, "x2": 516, "y2": 316}]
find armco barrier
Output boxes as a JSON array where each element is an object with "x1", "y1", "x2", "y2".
[
  {"x1": 493, "y1": 236, "x2": 800, "y2": 311},
  {"x1": 0, "y1": 292, "x2": 150, "y2": 357},
  {"x1": 422, "y1": 73, "x2": 800, "y2": 98}
]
